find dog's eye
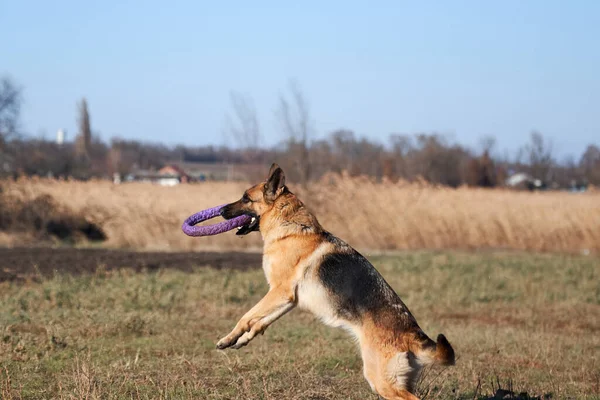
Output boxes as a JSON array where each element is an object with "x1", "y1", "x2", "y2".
[{"x1": 242, "y1": 194, "x2": 251, "y2": 204}]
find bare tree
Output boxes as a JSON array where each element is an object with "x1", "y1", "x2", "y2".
[
  {"x1": 463, "y1": 135, "x2": 498, "y2": 187},
  {"x1": 75, "y1": 98, "x2": 92, "y2": 158},
  {"x1": 522, "y1": 131, "x2": 553, "y2": 181},
  {"x1": 389, "y1": 134, "x2": 414, "y2": 179},
  {"x1": 0, "y1": 77, "x2": 22, "y2": 143},
  {"x1": 0, "y1": 77, "x2": 22, "y2": 176},
  {"x1": 276, "y1": 80, "x2": 313, "y2": 186},
  {"x1": 580, "y1": 144, "x2": 600, "y2": 185},
  {"x1": 479, "y1": 135, "x2": 497, "y2": 154},
  {"x1": 466, "y1": 149, "x2": 496, "y2": 187},
  {"x1": 224, "y1": 91, "x2": 262, "y2": 165},
  {"x1": 225, "y1": 92, "x2": 261, "y2": 148},
  {"x1": 71, "y1": 98, "x2": 99, "y2": 179}
]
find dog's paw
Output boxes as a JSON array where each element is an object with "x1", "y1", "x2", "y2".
[
  {"x1": 216, "y1": 334, "x2": 239, "y2": 350},
  {"x1": 231, "y1": 331, "x2": 254, "y2": 349},
  {"x1": 216, "y1": 320, "x2": 256, "y2": 350}
]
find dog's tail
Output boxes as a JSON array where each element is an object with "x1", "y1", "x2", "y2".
[
  {"x1": 417, "y1": 333, "x2": 455, "y2": 366},
  {"x1": 432, "y1": 334, "x2": 455, "y2": 365}
]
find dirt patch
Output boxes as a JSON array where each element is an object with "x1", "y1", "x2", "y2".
[{"x1": 0, "y1": 247, "x2": 262, "y2": 282}]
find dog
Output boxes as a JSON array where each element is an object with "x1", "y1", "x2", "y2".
[{"x1": 217, "y1": 163, "x2": 455, "y2": 400}]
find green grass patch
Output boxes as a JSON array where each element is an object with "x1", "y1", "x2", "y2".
[{"x1": 1, "y1": 251, "x2": 598, "y2": 399}]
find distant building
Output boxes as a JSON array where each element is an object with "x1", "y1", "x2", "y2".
[
  {"x1": 124, "y1": 162, "x2": 263, "y2": 185},
  {"x1": 56, "y1": 129, "x2": 66, "y2": 145},
  {"x1": 158, "y1": 165, "x2": 191, "y2": 183},
  {"x1": 125, "y1": 169, "x2": 182, "y2": 186},
  {"x1": 505, "y1": 172, "x2": 546, "y2": 191},
  {"x1": 172, "y1": 162, "x2": 265, "y2": 182}
]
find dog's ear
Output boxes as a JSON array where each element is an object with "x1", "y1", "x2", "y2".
[
  {"x1": 265, "y1": 163, "x2": 285, "y2": 200},
  {"x1": 267, "y1": 163, "x2": 280, "y2": 179}
]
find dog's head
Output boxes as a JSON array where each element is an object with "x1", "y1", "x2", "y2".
[{"x1": 220, "y1": 163, "x2": 287, "y2": 235}]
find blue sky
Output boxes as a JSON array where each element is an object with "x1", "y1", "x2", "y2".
[{"x1": 2, "y1": 1, "x2": 599, "y2": 159}]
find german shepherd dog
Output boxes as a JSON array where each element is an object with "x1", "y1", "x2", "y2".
[{"x1": 217, "y1": 164, "x2": 455, "y2": 400}]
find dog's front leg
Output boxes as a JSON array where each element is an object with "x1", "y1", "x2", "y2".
[{"x1": 216, "y1": 285, "x2": 295, "y2": 350}]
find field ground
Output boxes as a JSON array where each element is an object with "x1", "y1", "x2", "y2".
[
  {"x1": 1, "y1": 249, "x2": 599, "y2": 399},
  {"x1": 0, "y1": 247, "x2": 261, "y2": 283}
]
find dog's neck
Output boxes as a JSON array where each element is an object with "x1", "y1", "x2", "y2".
[{"x1": 260, "y1": 192, "x2": 323, "y2": 245}]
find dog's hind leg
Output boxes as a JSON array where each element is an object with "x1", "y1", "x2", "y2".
[
  {"x1": 363, "y1": 349, "x2": 422, "y2": 400},
  {"x1": 382, "y1": 390, "x2": 421, "y2": 400},
  {"x1": 216, "y1": 285, "x2": 296, "y2": 350},
  {"x1": 369, "y1": 376, "x2": 421, "y2": 400}
]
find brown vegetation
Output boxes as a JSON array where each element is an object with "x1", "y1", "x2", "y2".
[
  {"x1": 1, "y1": 175, "x2": 598, "y2": 253},
  {"x1": 0, "y1": 185, "x2": 105, "y2": 245}
]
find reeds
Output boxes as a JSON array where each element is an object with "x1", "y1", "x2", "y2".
[{"x1": 2, "y1": 175, "x2": 598, "y2": 253}]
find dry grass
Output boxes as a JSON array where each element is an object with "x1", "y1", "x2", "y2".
[
  {"x1": 0, "y1": 189, "x2": 105, "y2": 245},
  {"x1": 0, "y1": 251, "x2": 598, "y2": 399},
  {"x1": 2, "y1": 174, "x2": 599, "y2": 253}
]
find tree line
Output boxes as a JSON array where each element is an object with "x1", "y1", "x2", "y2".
[{"x1": 1, "y1": 76, "x2": 599, "y2": 188}]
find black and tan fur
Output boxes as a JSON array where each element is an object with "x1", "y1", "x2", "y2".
[{"x1": 216, "y1": 164, "x2": 455, "y2": 400}]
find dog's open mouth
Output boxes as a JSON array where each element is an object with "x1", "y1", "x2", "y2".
[{"x1": 236, "y1": 215, "x2": 260, "y2": 235}]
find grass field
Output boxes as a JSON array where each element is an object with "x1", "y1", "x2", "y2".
[
  {"x1": 2, "y1": 176, "x2": 599, "y2": 253},
  {"x1": 1, "y1": 251, "x2": 598, "y2": 399}
]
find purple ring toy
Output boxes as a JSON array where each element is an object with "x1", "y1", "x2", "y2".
[{"x1": 182, "y1": 205, "x2": 252, "y2": 237}]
